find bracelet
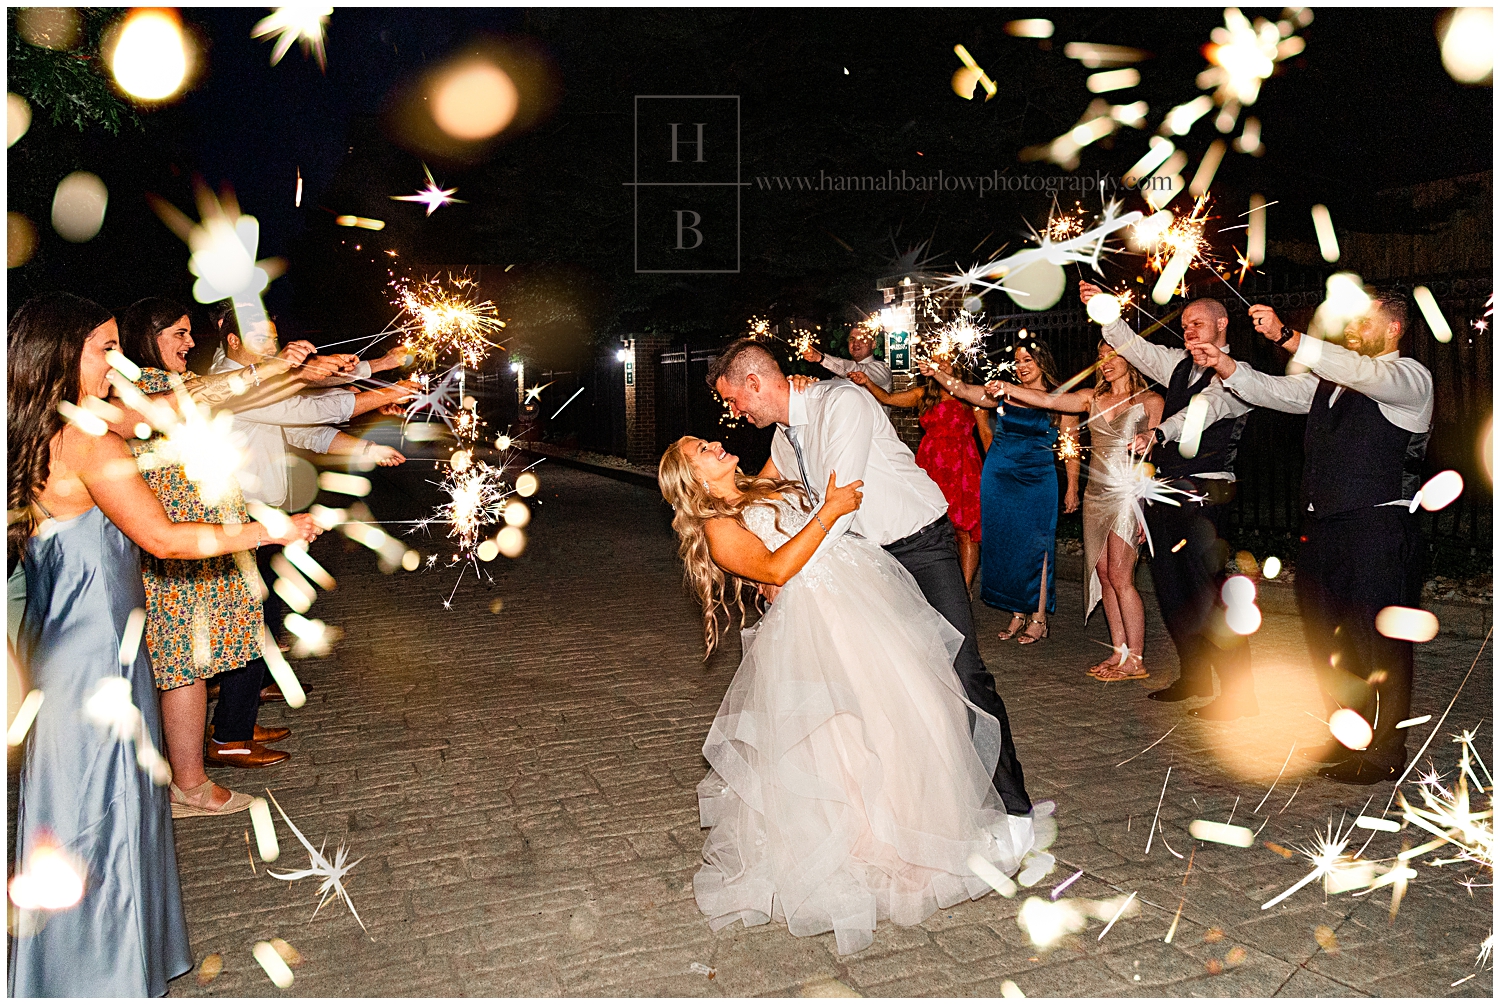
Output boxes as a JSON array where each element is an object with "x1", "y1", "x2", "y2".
[
  {"x1": 249, "y1": 363, "x2": 261, "y2": 387},
  {"x1": 814, "y1": 513, "x2": 829, "y2": 534}
]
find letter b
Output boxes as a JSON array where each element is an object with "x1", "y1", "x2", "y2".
[{"x1": 674, "y1": 210, "x2": 704, "y2": 250}]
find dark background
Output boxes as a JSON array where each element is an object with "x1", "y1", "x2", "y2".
[{"x1": 8, "y1": 8, "x2": 1491, "y2": 349}]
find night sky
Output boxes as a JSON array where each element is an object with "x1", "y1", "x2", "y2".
[{"x1": 8, "y1": 7, "x2": 1492, "y2": 367}]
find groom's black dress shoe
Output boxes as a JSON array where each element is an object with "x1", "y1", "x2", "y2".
[
  {"x1": 1318, "y1": 756, "x2": 1402, "y2": 785},
  {"x1": 1190, "y1": 696, "x2": 1259, "y2": 721},
  {"x1": 1147, "y1": 680, "x2": 1213, "y2": 703}
]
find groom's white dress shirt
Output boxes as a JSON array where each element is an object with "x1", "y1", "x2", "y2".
[{"x1": 770, "y1": 379, "x2": 948, "y2": 549}]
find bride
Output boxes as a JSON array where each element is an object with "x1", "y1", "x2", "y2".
[{"x1": 659, "y1": 435, "x2": 1054, "y2": 955}]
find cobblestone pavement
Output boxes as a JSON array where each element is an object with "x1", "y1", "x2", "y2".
[{"x1": 159, "y1": 464, "x2": 1492, "y2": 998}]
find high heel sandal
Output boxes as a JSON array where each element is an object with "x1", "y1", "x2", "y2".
[
  {"x1": 1017, "y1": 614, "x2": 1049, "y2": 645},
  {"x1": 997, "y1": 613, "x2": 1026, "y2": 641},
  {"x1": 1095, "y1": 653, "x2": 1149, "y2": 681}
]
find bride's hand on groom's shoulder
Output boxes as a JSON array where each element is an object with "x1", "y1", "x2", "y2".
[
  {"x1": 821, "y1": 472, "x2": 864, "y2": 520},
  {"x1": 788, "y1": 374, "x2": 820, "y2": 393}
]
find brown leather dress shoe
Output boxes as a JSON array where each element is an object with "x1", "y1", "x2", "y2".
[
  {"x1": 205, "y1": 739, "x2": 290, "y2": 768},
  {"x1": 254, "y1": 724, "x2": 291, "y2": 743},
  {"x1": 260, "y1": 682, "x2": 309, "y2": 703}
]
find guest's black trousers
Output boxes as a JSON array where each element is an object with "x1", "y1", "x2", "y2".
[
  {"x1": 885, "y1": 516, "x2": 1032, "y2": 815},
  {"x1": 1142, "y1": 480, "x2": 1254, "y2": 701},
  {"x1": 1296, "y1": 506, "x2": 1421, "y2": 769}
]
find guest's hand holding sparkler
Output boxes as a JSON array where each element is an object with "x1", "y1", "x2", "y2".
[
  {"x1": 295, "y1": 354, "x2": 359, "y2": 383},
  {"x1": 919, "y1": 358, "x2": 996, "y2": 408},
  {"x1": 1078, "y1": 280, "x2": 1103, "y2": 304},
  {"x1": 276, "y1": 340, "x2": 317, "y2": 366},
  {"x1": 371, "y1": 343, "x2": 413, "y2": 373},
  {"x1": 1128, "y1": 431, "x2": 1154, "y2": 456},
  {"x1": 1187, "y1": 340, "x2": 1236, "y2": 380},
  {"x1": 1064, "y1": 484, "x2": 1080, "y2": 514},
  {"x1": 800, "y1": 345, "x2": 823, "y2": 363},
  {"x1": 1248, "y1": 304, "x2": 1299, "y2": 352}
]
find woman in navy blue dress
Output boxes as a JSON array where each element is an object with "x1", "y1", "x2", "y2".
[{"x1": 922, "y1": 338, "x2": 1079, "y2": 644}]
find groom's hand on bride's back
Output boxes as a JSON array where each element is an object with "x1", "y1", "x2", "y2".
[{"x1": 821, "y1": 471, "x2": 864, "y2": 520}]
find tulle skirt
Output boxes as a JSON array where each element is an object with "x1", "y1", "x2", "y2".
[{"x1": 694, "y1": 535, "x2": 1055, "y2": 955}]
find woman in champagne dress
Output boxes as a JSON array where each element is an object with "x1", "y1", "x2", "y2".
[{"x1": 989, "y1": 343, "x2": 1163, "y2": 679}]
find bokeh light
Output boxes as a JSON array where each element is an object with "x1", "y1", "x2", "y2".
[
  {"x1": 1328, "y1": 708, "x2": 1373, "y2": 751},
  {"x1": 16, "y1": 7, "x2": 81, "y2": 50},
  {"x1": 51, "y1": 171, "x2": 109, "y2": 242},
  {"x1": 109, "y1": 9, "x2": 189, "y2": 102},
  {"x1": 1416, "y1": 469, "x2": 1463, "y2": 511},
  {"x1": 1004, "y1": 259, "x2": 1066, "y2": 311},
  {"x1": 1438, "y1": 8, "x2": 1494, "y2": 85},
  {"x1": 8, "y1": 93, "x2": 32, "y2": 147},
  {"x1": 431, "y1": 61, "x2": 519, "y2": 141},
  {"x1": 496, "y1": 525, "x2": 526, "y2": 558},
  {"x1": 1374, "y1": 606, "x2": 1440, "y2": 642},
  {"x1": 1085, "y1": 292, "x2": 1122, "y2": 325},
  {"x1": 8, "y1": 837, "x2": 85, "y2": 911},
  {"x1": 8, "y1": 212, "x2": 38, "y2": 268},
  {"x1": 515, "y1": 472, "x2": 539, "y2": 497},
  {"x1": 503, "y1": 499, "x2": 530, "y2": 528}
]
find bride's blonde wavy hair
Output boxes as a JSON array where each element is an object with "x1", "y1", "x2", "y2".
[{"x1": 658, "y1": 435, "x2": 809, "y2": 657}]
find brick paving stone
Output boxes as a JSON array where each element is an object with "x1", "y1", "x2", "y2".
[{"x1": 144, "y1": 464, "x2": 1493, "y2": 997}]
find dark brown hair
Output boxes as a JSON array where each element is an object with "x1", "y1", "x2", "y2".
[
  {"x1": 8, "y1": 292, "x2": 114, "y2": 567},
  {"x1": 117, "y1": 296, "x2": 191, "y2": 372}
]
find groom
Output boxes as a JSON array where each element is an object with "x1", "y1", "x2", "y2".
[{"x1": 708, "y1": 338, "x2": 1033, "y2": 816}]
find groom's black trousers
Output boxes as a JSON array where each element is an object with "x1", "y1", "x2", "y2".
[{"x1": 885, "y1": 516, "x2": 1032, "y2": 815}]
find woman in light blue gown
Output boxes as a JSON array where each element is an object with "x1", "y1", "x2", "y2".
[{"x1": 7, "y1": 293, "x2": 319, "y2": 996}]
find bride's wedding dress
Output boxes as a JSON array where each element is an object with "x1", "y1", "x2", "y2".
[{"x1": 695, "y1": 498, "x2": 1055, "y2": 955}]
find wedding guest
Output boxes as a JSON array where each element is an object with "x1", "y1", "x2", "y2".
[
  {"x1": 7, "y1": 292, "x2": 317, "y2": 995},
  {"x1": 207, "y1": 313, "x2": 413, "y2": 704},
  {"x1": 1082, "y1": 281, "x2": 1258, "y2": 721},
  {"x1": 802, "y1": 323, "x2": 893, "y2": 394},
  {"x1": 118, "y1": 298, "x2": 290, "y2": 780},
  {"x1": 848, "y1": 362, "x2": 984, "y2": 587},
  {"x1": 987, "y1": 343, "x2": 1163, "y2": 679},
  {"x1": 925, "y1": 337, "x2": 1081, "y2": 645},
  {"x1": 1189, "y1": 290, "x2": 1431, "y2": 783}
]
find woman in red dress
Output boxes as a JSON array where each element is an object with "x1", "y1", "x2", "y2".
[{"x1": 849, "y1": 364, "x2": 985, "y2": 587}]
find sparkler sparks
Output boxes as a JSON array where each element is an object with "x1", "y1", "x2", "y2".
[
  {"x1": 1197, "y1": 7, "x2": 1307, "y2": 132},
  {"x1": 391, "y1": 163, "x2": 466, "y2": 217},
  {"x1": 264, "y1": 790, "x2": 367, "y2": 932},
  {"x1": 391, "y1": 272, "x2": 505, "y2": 369},
  {"x1": 1261, "y1": 816, "x2": 1365, "y2": 910},
  {"x1": 252, "y1": 5, "x2": 333, "y2": 69},
  {"x1": 945, "y1": 201, "x2": 1143, "y2": 298}
]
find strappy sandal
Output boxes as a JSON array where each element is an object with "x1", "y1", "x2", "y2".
[
  {"x1": 1087, "y1": 655, "x2": 1123, "y2": 677},
  {"x1": 1017, "y1": 614, "x2": 1049, "y2": 645},
  {"x1": 170, "y1": 780, "x2": 253, "y2": 819},
  {"x1": 1095, "y1": 654, "x2": 1149, "y2": 681},
  {"x1": 997, "y1": 613, "x2": 1026, "y2": 641}
]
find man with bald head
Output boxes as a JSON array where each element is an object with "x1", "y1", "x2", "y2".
[{"x1": 1080, "y1": 281, "x2": 1257, "y2": 721}]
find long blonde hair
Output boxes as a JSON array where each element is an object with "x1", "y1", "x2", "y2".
[
  {"x1": 1093, "y1": 340, "x2": 1148, "y2": 399},
  {"x1": 658, "y1": 436, "x2": 809, "y2": 657}
]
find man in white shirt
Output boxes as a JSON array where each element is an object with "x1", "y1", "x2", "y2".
[
  {"x1": 1187, "y1": 290, "x2": 1432, "y2": 785},
  {"x1": 802, "y1": 324, "x2": 894, "y2": 393},
  {"x1": 708, "y1": 338, "x2": 1033, "y2": 816},
  {"x1": 1081, "y1": 281, "x2": 1257, "y2": 721}
]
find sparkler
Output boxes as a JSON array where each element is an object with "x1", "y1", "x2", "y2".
[
  {"x1": 391, "y1": 163, "x2": 466, "y2": 217},
  {"x1": 944, "y1": 201, "x2": 1143, "y2": 297},
  {"x1": 1261, "y1": 816, "x2": 1366, "y2": 910},
  {"x1": 390, "y1": 272, "x2": 506, "y2": 370},
  {"x1": 1097, "y1": 460, "x2": 1205, "y2": 555},
  {"x1": 1197, "y1": 7, "x2": 1306, "y2": 131},
  {"x1": 264, "y1": 789, "x2": 367, "y2": 932},
  {"x1": 252, "y1": 5, "x2": 333, "y2": 69}
]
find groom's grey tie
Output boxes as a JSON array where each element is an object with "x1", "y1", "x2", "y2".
[{"x1": 784, "y1": 426, "x2": 820, "y2": 504}]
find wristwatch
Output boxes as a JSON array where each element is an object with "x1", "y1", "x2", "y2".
[
  {"x1": 1271, "y1": 324, "x2": 1296, "y2": 346},
  {"x1": 1153, "y1": 427, "x2": 1166, "y2": 447}
]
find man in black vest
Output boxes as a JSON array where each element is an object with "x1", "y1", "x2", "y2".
[
  {"x1": 1079, "y1": 281, "x2": 1257, "y2": 720},
  {"x1": 1189, "y1": 289, "x2": 1433, "y2": 784}
]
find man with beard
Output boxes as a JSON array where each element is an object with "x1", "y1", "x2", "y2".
[{"x1": 1187, "y1": 289, "x2": 1433, "y2": 784}]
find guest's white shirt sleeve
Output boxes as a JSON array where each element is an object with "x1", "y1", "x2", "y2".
[
  {"x1": 303, "y1": 362, "x2": 373, "y2": 387},
  {"x1": 1101, "y1": 319, "x2": 1187, "y2": 387},
  {"x1": 1155, "y1": 378, "x2": 1252, "y2": 442},
  {"x1": 818, "y1": 354, "x2": 894, "y2": 393},
  {"x1": 284, "y1": 424, "x2": 341, "y2": 453},
  {"x1": 229, "y1": 388, "x2": 356, "y2": 426}
]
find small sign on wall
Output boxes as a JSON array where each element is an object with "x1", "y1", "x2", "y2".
[
  {"x1": 625, "y1": 360, "x2": 635, "y2": 387},
  {"x1": 887, "y1": 330, "x2": 911, "y2": 372}
]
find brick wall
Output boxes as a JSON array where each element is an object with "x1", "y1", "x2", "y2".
[
  {"x1": 625, "y1": 334, "x2": 671, "y2": 466},
  {"x1": 888, "y1": 372, "x2": 924, "y2": 454}
]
